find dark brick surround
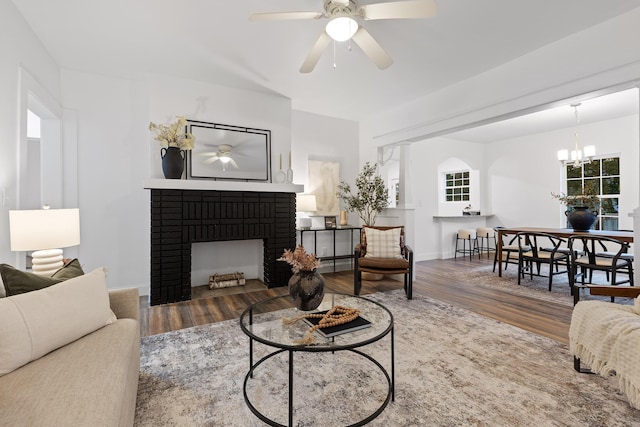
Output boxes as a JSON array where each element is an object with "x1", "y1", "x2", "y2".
[{"x1": 150, "y1": 189, "x2": 296, "y2": 305}]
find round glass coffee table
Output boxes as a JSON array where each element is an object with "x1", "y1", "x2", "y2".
[{"x1": 239, "y1": 292, "x2": 394, "y2": 427}]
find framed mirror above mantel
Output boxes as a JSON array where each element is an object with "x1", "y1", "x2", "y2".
[{"x1": 186, "y1": 120, "x2": 271, "y2": 182}]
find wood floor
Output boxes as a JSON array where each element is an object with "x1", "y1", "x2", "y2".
[{"x1": 139, "y1": 256, "x2": 573, "y2": 345}]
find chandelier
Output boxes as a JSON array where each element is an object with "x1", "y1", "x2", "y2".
[{"x1": 557, "y1": 103, "x2": 595, "y2": 168}]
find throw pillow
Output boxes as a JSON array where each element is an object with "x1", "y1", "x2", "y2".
[
  {"x1": 363, "y1": 227, "x2": 403, "y2": 259},
  {"x1": 0, "y1": 274, "x2": 5, "y2": 298},
  {"x1": 0, "y1": 259, "x2": 84, "y2": 296},
  {"x1": 0, "y1": 267, "x2": 116, "y2": 376}
]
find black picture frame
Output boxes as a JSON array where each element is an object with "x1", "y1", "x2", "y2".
[
  {"x1": 186, "y1": 120, "x2": 271, "y2": 181},
  {"x1": 324, "y1": 216, "x2": 337, "y2": 229}
]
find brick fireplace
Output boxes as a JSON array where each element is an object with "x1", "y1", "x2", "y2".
[{"x1": 145, "y1": 180, "x2": 302, "y2": 305}]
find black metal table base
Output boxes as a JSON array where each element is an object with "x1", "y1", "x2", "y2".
[{"x1": 243, "y1": 340, "x2": 394, "y2": 427}]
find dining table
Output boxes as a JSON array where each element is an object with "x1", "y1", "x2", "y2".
[{"x1": 495, "y1": 226, "x2": 634, "y2": 277}]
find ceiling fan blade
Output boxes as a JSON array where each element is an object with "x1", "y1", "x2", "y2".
[
  {"x1": 360, "y1": 0, "x2": 438, "y2": 20},
  {"x1": 351, "y1": 27, "x2": 393, "y2": 70},
  {"x1": 230, "y1": 158, "x2": 239, "y2": 169},
  {"x1": 197, "y1": 151, "x2": 219, "y2": 156},
  {"x1": 203, "y1": 156, "x2": 220, "y2": 165},
  {"x1": 249, "y1": 11, "x2": 323, "y2": 21},
  {"x1": 300, "y1": 31, "x2": 332, "y2": 73}
]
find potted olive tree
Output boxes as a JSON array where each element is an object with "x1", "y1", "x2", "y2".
[
  {"x1": 336, "y1": 162, "x2": 389, "y2": 226},
  {"x1": 551, "y1": 180, "x2": 600, "y2": 230}
]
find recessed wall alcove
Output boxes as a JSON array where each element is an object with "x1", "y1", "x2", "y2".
[{"x1": 145, "y1": 180, "x2": 303, "y2": 305}]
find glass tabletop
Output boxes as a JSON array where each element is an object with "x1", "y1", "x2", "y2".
[{"x1": 239, "y1": 293, "x2": 393, "y2": 351}]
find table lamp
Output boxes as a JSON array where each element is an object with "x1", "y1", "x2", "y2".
[
  {"x1": 296, "y1": 194, "x2": 317, "y2": 230},
  {"x1": 9, "y1": 207, "x2": 80, "y2": 276}
]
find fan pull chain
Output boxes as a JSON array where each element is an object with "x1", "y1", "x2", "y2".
[{"x1": 333, "y1": 40, "x2": 337, "y2": 69}]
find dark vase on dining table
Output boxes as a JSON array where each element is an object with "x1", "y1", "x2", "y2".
[{"x1": 566, "y1": 206, "x2": 597, "y2": 231}]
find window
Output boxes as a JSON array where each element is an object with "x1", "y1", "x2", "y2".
[
  {"x1": 565, "y1": 156, "x2": 620, "y2": 230},
  {"x1": 445, "y1": 171, "x2": 470, "y2": 202}
]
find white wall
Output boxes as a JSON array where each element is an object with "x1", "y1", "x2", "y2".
[
  {"x1": 0, "y1": 0, "x2": 61, "y2": 265},
  {"x1": 487, "y1": 114, "x2": 639, "y2": 230},
  {"x1": 60, "y1": 69, "x2": 150, "y2": 290},
  {"x1": 291, "y1": 110, "x2": 359, "y2": 273},
  {"x1": 407, "y1": 113, "x2": 639, "y2": 261},
  {"x1": 409, "y1": 138, "x2": 486, "y2": 260},
  {"x1": 60, "y1": 70, "x2": 296, "y2": 292}
]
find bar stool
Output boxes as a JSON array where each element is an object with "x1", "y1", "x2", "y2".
[
  {"x1": 455, "y1": 229, "x2": 480, "y2": 261},
  {"x1": 476, "y1": 227, "x2": 496, "y2": 258}
]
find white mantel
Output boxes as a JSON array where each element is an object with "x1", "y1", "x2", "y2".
[{"x1": 144, "y1": 179, "x2": 304, "y2": 193}]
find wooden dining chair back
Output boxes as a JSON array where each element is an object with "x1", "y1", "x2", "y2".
[
  {"x1": 354, "y1": 225, "x2": 413, "y2": 300},
  {"x1": 567, "y1": 235, "x2": 634, "y2": 303},
  {"x1": 516, "y1": 232, "x2": 570, "y2": 291},
  {"x1": 493, "y1": 228, "x2": 529, "y2": 273}
]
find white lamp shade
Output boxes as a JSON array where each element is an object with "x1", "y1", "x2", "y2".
[
  {"x1": 325, "y1": 16, "x2": 358, "y2": 41},
  {"x1": 557, "y1": 149, "x2": 568, "y2": 161},
  {"x1": 570, "y1": 150, "x2": 582, "y2": 161},
  {"x1": 296, "y1": 194, "x2": 317, "y2": 213},
  {"x1": 9, "y1": 208, "x2": 80, "y2": 251},
  {"x1": 583, "y1": 145, "x2": 596, "y2": 157}
]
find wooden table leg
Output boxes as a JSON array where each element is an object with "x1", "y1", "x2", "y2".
[{"x1": 497, "y1": 229, "x2": 504, "y2": 277}]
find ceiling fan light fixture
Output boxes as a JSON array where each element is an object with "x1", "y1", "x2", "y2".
[
  {"x1": 219, "y1": 155, "x2": 231, "y2": 163},
  {"x1": 325, "y1": 16, "x2": 358, "y2": 41}
]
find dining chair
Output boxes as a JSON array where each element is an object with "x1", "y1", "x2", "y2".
[
  {"x1": 492, "y1": 228, "x2": 528, "y2": 273},
  {"x1": 567, "y1": 235, "x2": 634, "y2": 302},
  {"x1": 516, "y1": 232, "x2": 570, "y2": 291}
]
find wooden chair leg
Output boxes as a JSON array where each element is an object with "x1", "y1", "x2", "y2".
[{"x1": 354, "y1": 269, "x2": 361, "y2": 295}]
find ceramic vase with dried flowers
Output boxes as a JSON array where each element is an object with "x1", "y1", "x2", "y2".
[
  {"x1": 279, "y1": 245, "x2": 325, "y2": 311},
  {"x1": 551, "y1": 180, "x2": 600, "y2": 231},
  {"x1": 149, "y1": 116, "x2": 195, "y2": 179}
]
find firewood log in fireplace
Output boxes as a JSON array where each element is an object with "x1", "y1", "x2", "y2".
[{"x1": 209, "y1": 272, "x2": 246, "y2": 289}]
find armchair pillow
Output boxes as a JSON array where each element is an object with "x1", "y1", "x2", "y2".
[
  {"x1": 363, "y1": 226, "x2": 403, "y2": 259},
  {"x1": 0, "y1": 259, "x2": 84, "y2": 296},
  {"x1": 0, "y1": 267, "x2": 115, "y2": 376}
]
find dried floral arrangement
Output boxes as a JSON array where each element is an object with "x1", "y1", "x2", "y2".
[
  {"x1": 279, "y1": 245, "x2": 320, "y2": 273},
  {"x1": 149, "y1": 116, "x2": 195, "y2": 150},
  {"x1": 551, "y1": 179, "x2": 600, "y2": 210}
]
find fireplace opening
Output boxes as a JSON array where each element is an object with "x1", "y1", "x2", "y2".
[{"x1": 190, "y1": 239, "x2": 266, "y2": 299}]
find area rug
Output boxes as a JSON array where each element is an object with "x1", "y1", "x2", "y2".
[
  {"x1": 135, "y1": 290, "x2": 640, "y2": 426},
  {"x1": 451, "y1": 263, "x2": 634, "y2": 307}
]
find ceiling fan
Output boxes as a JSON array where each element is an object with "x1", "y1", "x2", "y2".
[
  {"x1": 198, "y1": 144, "x2": 242, "y2": 170},
  {"x1": 249, "y1": 0, "x2": 438, "y2": 73}
]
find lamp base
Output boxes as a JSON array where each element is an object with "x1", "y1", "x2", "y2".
[
  {"x1": 31, "y1": 248, "x2": 63, "y2": 276},
  {"x1": 298, "y1": 217, "x2": 312, "y2": 230}
]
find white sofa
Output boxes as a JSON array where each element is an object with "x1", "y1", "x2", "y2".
[{"x1": 0, "y1": 270, "x2": 140, "y2": 426}]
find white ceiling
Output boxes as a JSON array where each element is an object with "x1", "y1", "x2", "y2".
[
  {"x1": 446, "y1": 88, "x2": 639, "y2": 143},
  {"x1": 11, "y1": 0, "x2": 640, "y2": 129}
]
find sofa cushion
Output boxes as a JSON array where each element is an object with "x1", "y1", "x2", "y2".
[
  {"x1": 0, "y1": 268, "x2": 116, "y2": 376},
  {"x1": 363, "y1": 227, "x2": 403, "y2": 259},
  {"x1": 0, "y1": 259, "x2": 84, "y2": 296},
  {"x1": 0, "y1": 318, "x2": 140, "y2": 427}
]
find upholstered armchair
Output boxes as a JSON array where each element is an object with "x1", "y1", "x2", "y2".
[{"x1": 353, "y1": 225, "x2": 413, "y2": 300}]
